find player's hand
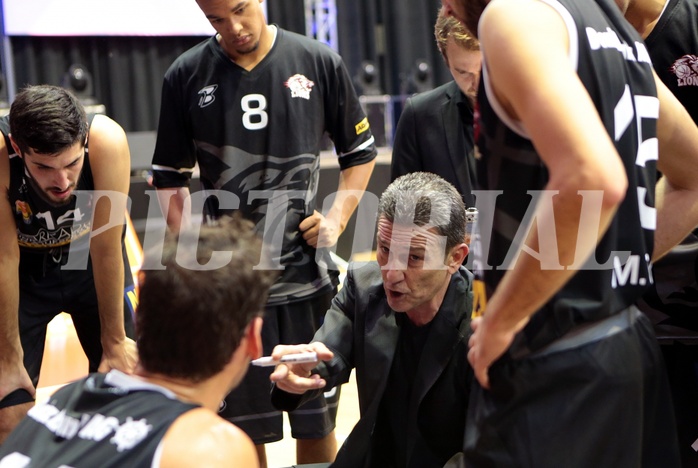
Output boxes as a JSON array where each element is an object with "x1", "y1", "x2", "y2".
[
  {"x1": 299, "y1": 211, "x2": 341, "y2": 249},
  {"x1": 269, "y1": 343, "x2": 334, "y2": 394},
  {"x1": 0, "y1": 357, "x2": 35, "y2": 400},
  {"x1": 98, "y1": 337, "x2": 138, "y2": 374},
  {"x1": 467, "y1": 315, "x2": 525, "y2": 389},
  {"x1": 0, "y1": 355, "x2": 36, "y2": 444}
]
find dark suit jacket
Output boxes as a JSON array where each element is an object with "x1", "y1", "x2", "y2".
[
  {"x1": 391, "y1": 81, "x2": 477, "y2": 207},
  {"x1": 271, "y1": 262, "x2": 473, "y2": 468}
]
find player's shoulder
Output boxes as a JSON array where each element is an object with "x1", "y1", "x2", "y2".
[
  {"x1": 480, "y1": 0, "x2": 566, "y2": 33},
  {"x1": 166, "y1": 37, "x2": 215, "y2": 73},
  {"x1": 276, "y1": 26, "x2": 341, "y2": 61},
  {"x1": 158, "y1": 408, "x2": 258, "y2": 468},
  {"x1": 88, "y1": 114, "x2": 127, "y2": 149}
]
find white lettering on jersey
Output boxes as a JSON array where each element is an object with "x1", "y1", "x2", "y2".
[
  {"x1": 585, "y1": 27, "x2": 652, "y2": 64},
  {"x1": 0, "y1": 452, "x2": 31, "y2": 468},
  {"x1": 27, "y1": 403, "x2": 152, "y2": 450},
  {"x1": 78, "y1": 414, "x2": 121, "y2": 441},
  {"x1": 612, "y1": 254, "x2": 653, "y2": 288}
]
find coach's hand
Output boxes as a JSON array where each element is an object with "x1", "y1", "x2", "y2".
[{"x1": 269, "y1": 343, "x2": 334, "y2": 394}]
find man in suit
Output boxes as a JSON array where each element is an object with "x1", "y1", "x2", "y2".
[
  {"x1": 270, "y1": 172, "x2": 473, "y2": 468},
  {"x1": 390, "y1": 8, "x2": 481, "y2": 206}
]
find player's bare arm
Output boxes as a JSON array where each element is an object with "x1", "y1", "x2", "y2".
[
  {"x1": 300, "y1": 159, "x2": 375, "y2": 248},
  {"x1": 86, "y1": 114, "x2": 137, "y2": 374},
  {"x1": 156, "y1": 187, "x2": 192, "y2": 233},
  {"x1": 652, "y1": 72, "x2": 698, "y2": 260},
  {"x1": 467, "y1": 0, "x2": 627, "y2": 388},
  {"x1": 0, "y1": 137, "x2": 35, "y2": 442}
]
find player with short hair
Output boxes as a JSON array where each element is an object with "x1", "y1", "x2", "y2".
[
  {"x1": 151, "y1": 0, "x2": 377, "y2": 465},
  {"x1": 0, "y1": 84, "x2": 137, "y2": 444},
  {"x1": 0, "y1": 216, "x2": 277, "y2": 467}
]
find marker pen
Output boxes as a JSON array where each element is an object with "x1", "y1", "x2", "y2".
[{"x1": 251, "y1": 351, "x2": 319, "y2": 367}]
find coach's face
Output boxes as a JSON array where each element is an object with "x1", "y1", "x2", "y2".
[
  {"x1": 441, "y1": 0, "x2": 489, "y2": 39},
  {"x1": 376, "y1": 216, "x2": 466, "y2": 322}
]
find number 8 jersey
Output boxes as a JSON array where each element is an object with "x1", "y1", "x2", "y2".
[{"x1": 151, "y1": 26, "x2": 376, "y2": 305}]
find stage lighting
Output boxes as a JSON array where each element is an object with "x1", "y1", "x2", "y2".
[
  {"x1": 61, "y1": 64, "x2": 105, "y2": 114},
  {"x1": 411, "y1": 59, "x2": 433, "y2": 94},
  {"x1": 354, "y1": 60, "x2": 383, "y2": 96}
]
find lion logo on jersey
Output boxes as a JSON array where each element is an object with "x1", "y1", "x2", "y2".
[
  {"x1": 15, "y1": 200, "x2": 33, "y2": 224},
  {"x1": 284, "y1": 74, "x2": 314, "y2": 100},
  {"x1": 670, "y1": 55, "x2": 698, "y2": 87}
]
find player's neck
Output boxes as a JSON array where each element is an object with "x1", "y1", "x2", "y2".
[
  {"x1": 134, "y1": 369, "x2": 226, "y2": 412},
  {"x1": 624, "y1": 0, "x2": 668, "y2": 39}
]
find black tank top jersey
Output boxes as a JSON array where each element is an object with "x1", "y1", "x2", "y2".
[
  {"x1": 151, "y1": 26, "x2": 377, "y2": 305},
  {"x1": 644, "y1": 0, "x2": 698, "y2": 123},
  {"x1": 0, "y1": 372, "x2": 198, "y2": 468},
  {"x1": 1, "y1": 114, "x2": 96, "y2": 258},
  {"x1": 474, "y1": 0, "x2": 658, "y2": 353}
]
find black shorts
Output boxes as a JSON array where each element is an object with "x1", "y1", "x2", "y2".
[
  {"x1": 464, "y1": 311, "x2": 679, "y2": 468},
  {"x1": 219, "y1": 289, "x2": 340, "y2": 444},
  {"x1": 18, "y1": 244, "x2": 136, "y2": 388}
]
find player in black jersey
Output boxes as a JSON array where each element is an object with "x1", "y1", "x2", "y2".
[
  {"x1": 151, "y1": 0, "x2": 377, "y2": 465},
  {"x1": 621, "y1": 0, "x2": 698, "y2": 464},
  {"x1": 0, "y1": 216, "x2": 277, "y2": 467},
  {"x1": 0, "y1": 85, "x2": 137, "y2": 444},
  {"x1": 442, "y1": 0, "x2": 698, "y2": 465}
]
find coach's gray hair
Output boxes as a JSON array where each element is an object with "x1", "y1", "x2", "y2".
[{"x1": 378, "y1": 172, "x2": 466, "y2": 252}]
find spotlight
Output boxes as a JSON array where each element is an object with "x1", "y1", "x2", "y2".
[
  {"x1": 61, "y1": 64, "x2": 105, "y2": 114},
  {"x1": 411, "y1": 59, "x2": 433, "y2": 94},
  {"x1": 354, "y1": 60, "x2": 383, "y2": 96}
]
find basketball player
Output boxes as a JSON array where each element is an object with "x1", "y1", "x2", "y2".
[
  {"x1": 622, "y1": 0, "x2": 698, "y2": 464},
  {"x1": 0, "y1": 85, "x2": 137, "y2": 444},
  {"x1": 441, "y1": 0, "x2": 698, "y2": 465},
  {"x1": 0, "y1": 216, "x2": 276, "y2": 467},
  {"x1": 150, "y1": 0, "x2": 377, "y2": 465}
]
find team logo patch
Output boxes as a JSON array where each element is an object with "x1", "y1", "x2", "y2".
[
  {"x1": 110, "y1": 417, "x2": 152, "y2": 452},
  {"x1": 284, "y1": 74, "x2": 314, "y2": 100},
  {"x1": 670, "y1": 55, "x2": 698, "y2": 87},
  {"x1": 355, "y1": 117, "x2": 369, "y2": 135},
  {"x1": 14, "y1": 200, "x2": 32, "y2": 224},
  {"x1": 198, "y1": 84, "x2": 218, "y2": 108}
]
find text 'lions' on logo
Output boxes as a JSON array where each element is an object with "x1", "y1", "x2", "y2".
[
  {"x1": 284, "y1": 74, "x2": 314, "y2": 100},
  {"x1": 198, "y1": 84, "x2": 218, "y2": 108},
  {"x1": 670, "y1": 55, "x2": 698, "y2": 87}
]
